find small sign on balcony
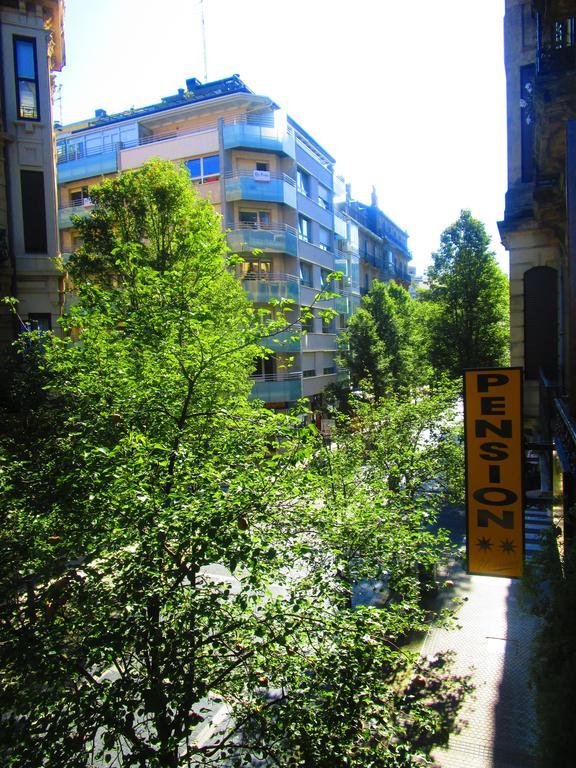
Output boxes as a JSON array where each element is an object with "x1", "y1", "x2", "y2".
[{"x1": 253, "y1": 170, "x2": 270, "y2": 182}]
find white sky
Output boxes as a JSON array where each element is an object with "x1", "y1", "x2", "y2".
[{"x1": 55, "y1": 0, "x2": 508, "y2": 275}]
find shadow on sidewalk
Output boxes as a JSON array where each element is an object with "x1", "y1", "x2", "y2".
[{"x1": 491, "y1": 578, "x2": 539, "y2": 768}]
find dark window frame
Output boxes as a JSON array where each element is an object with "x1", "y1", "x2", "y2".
[
  {"x1": 13, "y1": 36, "x2": 40, "y2": 121},
  {"x1": 20, "y1": 170, "x2": 47, "y2": 253}
]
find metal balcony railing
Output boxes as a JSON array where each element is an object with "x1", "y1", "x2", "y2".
[
  {"x1": 224, "y1": 170, "x2": 296, "y2": 186},
  {"x1": 251, "y1": 371, "x2": 302, "y2": 383},
  {"x1": 232, "y1": 222, "x2": 297, "y2": 235}
]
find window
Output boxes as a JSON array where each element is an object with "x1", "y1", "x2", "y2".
[
  {"x1": 297, "y1": 168, "x2": 310, "y2": 196},
  {"x1": 69, "y1": 186, "x2": 90, "y2": 207},
  {"x1": 320, "y1": 268, "x2": 332, "y2": 288},
  {"x1": 318, "y1": 184, "x2": 331, "y2": 210},
  {"x1": 13, "y1": 37, "x2": 39, "y2": 120},
  {"x1": 256, "y1": 161, "x2": 269, "y2": 172},
  {"x1": 301, "y1": 308, "x2": 314, "y2": 333},
  {"x1": 27, "y1": 313, "x2": 51, "y2": 332},
  {"x1": 520, "y1": 65, "x2": 535, "y2": 184},
  {"x1": 322, "y1": 314, "x2": 336, "y2": 333},
  {"x1": 299, "y1": 260, "x2": 313, "y2": 287},
  {"x1": 239, "y1": 210, "x2": 271, "y2": 228},
  {"x1": 524, "y1": 267, "x2": 558, "y2": 380},
  {"x1": 240, "y1": 259, "x2": 272, "y2": 279},
  {"x1": 554, "y1": 17, "x2": 575, "y2": 48},
  {"x1": 186, "y1": 154, "x2": 220, "y2": 183},
  {"x1": 20, "y1": 170, "x2": 47, "y2": 253},
  {"x1": 323, "y1": 366, "x2": 335, "y2": 375},
  {"x1": 319, "y1": 226, "x2": 331, "y2": 252},
  {"x1": 298, "y1": 215, "x2": 311, "y2": 242},
  {"x1": 303, "y1": 369, "x2": 316, "y2": 378}
]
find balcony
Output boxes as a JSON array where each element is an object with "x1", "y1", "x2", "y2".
[
  {"x1": 259, "y1": 324, "x2": 302, "y2": 354},
  {"x1": 302, "y1": 372, "x2": 338, "y2": 397},
  {"x1": 223, "y1": 120, "x2": 295, "y2": 158},
  {"x1": 334, "y1": 293, "x2": 350, "y2": 315},
  {"x1": 57, "y1": 149, "x2": 119, "y2": 184},
  {"x1": 58, "y1": 202, "x2": 94, "y2": 229},
  {"x1": 120, "y1": 126, "x2": 219, "y2": 171},
  {"x1": 250, "y1": 371, "x2": 303, "y2": 403},
  {"x1": 227, "y1": 224, "x2": 297, "y2": 256},
  {"x1": 241, "y1": 273, "x2": 300, "y2": 304},
  {"x1": 301, "y1": 332, "x2": 338, "y2": 353},
  {"x1": 225, "y1": 171, "x2": 297, "y2": 207}
]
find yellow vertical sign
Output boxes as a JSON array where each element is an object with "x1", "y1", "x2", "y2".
[{"x1": 464, "y1": 368, "x2": 524, "y2": 578}]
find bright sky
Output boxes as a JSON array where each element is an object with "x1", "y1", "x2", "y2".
[{"x1": 55, "y1": 0, "x2": 508, "y2": 276}]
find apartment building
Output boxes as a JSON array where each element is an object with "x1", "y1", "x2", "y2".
[
  {"x1": 338, "y1": 187, "x2": 411, "y2": 301},
  {"x1": 499, "y1": 0, "x2": 576, "y2": 538},
  {"x1": 0, "y1": 0, "x2": 65, "y2": 349},
  {"x1": 55, "y1": 75, "x2": 410, "y2": 409}
]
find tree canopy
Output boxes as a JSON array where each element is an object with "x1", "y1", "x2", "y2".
[
  {"x1": 425, "y1": 209, "x2": 509, "y2": 378},
  {"x1": 0, "y1": 161, "x2": 470, "y2": 767},
  {"x1": 341, "y1": 280, "x2": 427, "y2": 398}
]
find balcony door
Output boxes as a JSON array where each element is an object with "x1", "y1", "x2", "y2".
[
  {"x1": 239, "y1": 210, "x2": 271, "y2": 229},
  {"x1": 239, "y1": 259, "x2": 272, "y2": 280}
]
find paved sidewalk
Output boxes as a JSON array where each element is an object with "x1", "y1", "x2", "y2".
[{"x1": 422, "y1": 563, "x2": 541, "y2": 768}]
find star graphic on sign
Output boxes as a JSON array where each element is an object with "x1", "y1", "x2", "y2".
[
  {"x1": 476, "y1": 536, "x2": 492, "y2": 551},
  {"x1": 500, "y1": 538, "x2": 516, "y2": 554}
]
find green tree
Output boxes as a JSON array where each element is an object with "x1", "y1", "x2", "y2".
[
  {"x1": 425, "y1": 210, "x2": 509, "y2": 378},
  {"x1": 0, "y1": 161, "x2": 470, "y2": 767},
  {"x1": 340, "y1": 306, "x2": 389, "y2": 399},
  {"x1": 342, "y1": 280, "x2": 427, "y2": 397}
]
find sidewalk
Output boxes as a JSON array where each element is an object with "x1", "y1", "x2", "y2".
[{"x1": 421, "y1": 501, "x2": 553, "y2": 768}]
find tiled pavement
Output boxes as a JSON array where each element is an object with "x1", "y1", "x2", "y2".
[{"x1": 421, "y1": 503, "x2": 553, "y2": 768}]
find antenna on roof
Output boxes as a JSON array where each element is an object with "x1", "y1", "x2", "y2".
[{"x1": 200, "y1": 0, "x2": 208, "y2": 81}]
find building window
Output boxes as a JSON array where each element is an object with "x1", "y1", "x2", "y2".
[
  {"x1": 322, "y1": 314, "x2": 336, "y2": 333},
  {"x1": 320, "y1": 268, "x2": 332, "y2": 288},
  {"x1": 13, "y1": 37, "x2": 40, "y2": 120},
  {"x1": 520, "y1": 65, "x2": 535, "y2": 184},
  {"x1": 298, "y1": 215, "x2": 311, "y2": 242},
  {"x1": 301, "y1": 308, "x2": 314, "y2": 333},
  {"x1": 554, "y1": 17, "x2": 575, "y2": 48},
  {"x1": 303, "y1": 369, "x2": 316, "y2": 378},
  {"x1": 186, "y1": 154, "x2": 220, "y2": 183},
  {"x1": 318, "y1": 184, "x2": 331, "y2": 210},
  {"x1": 297, "y1": 168, "x2": 310, "y2": 196},
  {"x1": 20, "y1": 170, "x2": 47, "y2": 253},
  {"x1": 239, "y1": 210, "x2": 271, "y2": 228},
  {"x1": 524, "y1": 266, "x2": 558, "y2": 380},
  {"x1": 69, "y1": 186, "x2": 90, "y2": 207},
  {"x1": 240, "y1": 259, "x2": 272, "y2": 279},
  {"x1": 323, "y1": 366, "x2": 335, "y2": 375},
  {"x1": 27, "y1": 313, "x2": 51, "y2": 332},
  {"x1": 256, "y1": 161, "x2": 269, "y2": 172},
  {"x1": 319, "y1": 226, "x2": 332, "y2": 252},
  {"x1": 299, "y1": 261, "x2": 313, "y2": 287}
]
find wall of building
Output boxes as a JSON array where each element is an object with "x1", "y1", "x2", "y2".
[{"x1": 0, "y1": 1, "x2": 64, "y2": 345}]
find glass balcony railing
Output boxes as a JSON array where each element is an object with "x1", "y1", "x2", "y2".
[
  {"x1": 259, "y1": 324, "x2": 302, "y2": 354},
  {"x1": 58, "y1": 203, "x2": 94, "y2": 229},
  {"x1": 225, "y1": 172, "x2": 297, "y2": 208},
  {"x1": 223, "y1": 121, "x2": 296, "y2": 158},
  {"x1": 250, "y1": 371, "x2": 303, "y2": 403},
  {"x1": 241, "y1": 273, "x2": 300, "y2": 304},
  {"x1": 57, "y1": 150, "x2": 119, "y2": 184},
  {"x1": 227, "y1": 224, "x2": 297, "y2": 256}
]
